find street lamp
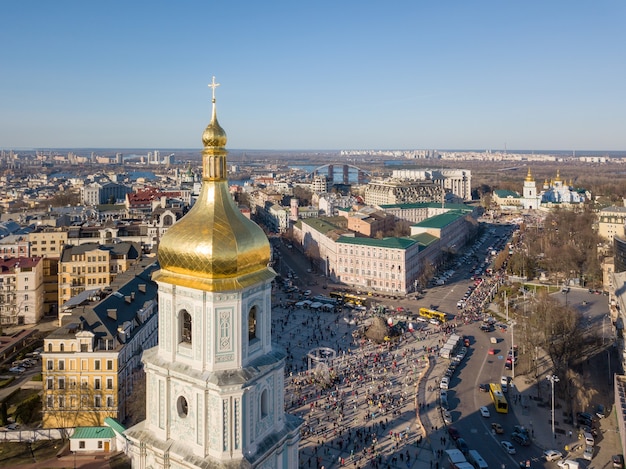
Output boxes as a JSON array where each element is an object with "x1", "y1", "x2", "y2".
[
  {"x1": 546, "y1": 374, "x2": 560, "y2": 439},
  {"x1": 509, "y1": 320, "x2": 516, "y2": 380}
]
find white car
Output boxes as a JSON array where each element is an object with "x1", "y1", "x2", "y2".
[
  {"x1": 501, "y1": 441, "x2": 516, "y2": 454},
  {"x1": 557, "y1": 460, "x2": 580, "y2": 469},
  {"x1": 479, "y1": 406, "x2": 490, "y2": 418},
  {"x1": 9, "y1": 367, "x2": 25, "y2": 373},
  {"x1": 443, "y1": 410, "x2": 453, "y2": 425},
  {"x1": 500, "y1": 376, "x2": 508, "y2": 392},
  {"x1": 429, "y1": 318, "x2": 441, "y2": 325},
  {"x1": 583, "y1": 445, "x2": 594, "y2": 461},
  {"x1": 543, "y1": 450, "x2": 563, "y2": 461},
  {"x1": 440, "y1": 377, "x2": 449, "y2": 390}
]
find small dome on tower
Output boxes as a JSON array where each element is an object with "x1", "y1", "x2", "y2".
[{"x1": 154, "y1": 78, "x2": 272, "y2": 291}]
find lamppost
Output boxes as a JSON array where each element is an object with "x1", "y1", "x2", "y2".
[
  {"x1": 509, "y1": 320, "x2": 516, "y2": 379},
  {"x1": 546, "y1": 374, "x2": 560, "y2": 439}
]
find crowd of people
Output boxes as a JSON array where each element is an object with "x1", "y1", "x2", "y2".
[{"x1": 271, "y1": 283, "x2": 462, "y2": 468}]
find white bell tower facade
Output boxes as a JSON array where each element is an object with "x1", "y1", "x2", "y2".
[{"x1": 126, "y1": 79, "x2": 300, "y2": 468}]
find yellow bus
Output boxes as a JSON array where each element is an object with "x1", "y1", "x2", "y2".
[
  {"x1": 418, "y1": 307, "x2": 448, "y2": 323},
  {"x1": 343, "y1": 293, "x2": 367, "y2": 306},
  {"x1": 329, "y1": 291, "x2": 344, "y2": 301},
  {"x1": 329, "y1": 292, "x2": 367, "y2": 306},
  {"x1": 489, "y1": 383, "x2": 508, "y2": 414}
]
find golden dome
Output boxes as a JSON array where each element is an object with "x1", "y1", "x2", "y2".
[
  {"x1": 525, "y1": 167, "x2": 534, "y2": 182},
  {"x1": 154, "y1": 78, "x2": 273, "y2": 291}
]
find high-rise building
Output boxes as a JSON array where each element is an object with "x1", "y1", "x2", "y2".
[{"x1": 125, "y1": 81, "x2": 301, "y2": 467}]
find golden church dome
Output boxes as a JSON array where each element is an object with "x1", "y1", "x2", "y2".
[{"x1": 154, "y1": 78, "x2": 273, "y2": 291}]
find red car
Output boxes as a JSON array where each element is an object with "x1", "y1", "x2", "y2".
[
  {"x1": 488, "y1": 348, "x2": 496, "y2": 355},
  {"x1": 447, "y1": 426, "x2": 460, "y2": 441}
]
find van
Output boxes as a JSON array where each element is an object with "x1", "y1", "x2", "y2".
[
  {"x1": 467, "y1": 449, "x2": 489, "y2": 469},
  {"x1": 583, "y1": 430, "x2": 594, "y2": 446}
]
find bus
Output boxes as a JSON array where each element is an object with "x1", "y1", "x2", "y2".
[
  {"x1": 343, "y1": 293, "x2": 367, "y2": 306},
  {"x1": 418, "y1": 307, "x2": 448, "y2": 323},
  {"x1": 329, "y1": 291, "x2": 367, "y2": 306},
  {"x1": 329, "y1": 291, "x2": 344, "y2": 301},
  {"x1": 488, "y1": 383, "x2": 508, "y2": 414}
]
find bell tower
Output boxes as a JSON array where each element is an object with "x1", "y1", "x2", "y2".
[{"x1": 125, "y1": 79, "x2": 301, "y2": 468}]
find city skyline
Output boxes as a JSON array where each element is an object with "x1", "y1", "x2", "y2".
[{"x1": 2, "y1": 1, "x2": 625, "y2": 151}]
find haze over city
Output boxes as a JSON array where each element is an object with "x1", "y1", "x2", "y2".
[{"x1": 1, "y1": 1, "x2": 625, "y2": 151}]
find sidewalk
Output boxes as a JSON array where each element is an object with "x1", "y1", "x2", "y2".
[{"x1": 510, "y1": 345, "x2": 622, "y2": 464}]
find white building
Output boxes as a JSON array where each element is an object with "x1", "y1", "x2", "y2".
[
  {"x1": 125, "y1": 87, "x2": 300, "y2": 468},
  {"x1": 391, "y1": 169, "x2": 472, "y2": 201}
]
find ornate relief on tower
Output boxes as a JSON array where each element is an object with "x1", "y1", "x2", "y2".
[
  {"x1": 196, "y1": 393, "x2": 203, "y2": 446},
  {"x1": 234, "y1": 397, "x2": 241, "y2": 450},
  {"x1": 162, "y1": 298, "x2": 172, "y2": 352},
  {"x1": 208, "y1": 394, "x2": 220, "y2": 449},
  {"x1": 216, "y1": 308, "x2": 233, "y2": 353},
  {"x1": 222, "y1": 399, "x2": 229, "y2": 452}
]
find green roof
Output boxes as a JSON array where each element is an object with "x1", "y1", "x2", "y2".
[
  {"x1": 71, "y1": 427, "x2": 115, "y2": 440},
  {"x1": 337, "y1": 236, "x2": 416, "y2": 250},
  {"x1": 410, "y1": 232, "x2": 439, "y2": 247},
  {"x1": 104, "y1": 417, "x2": 126, "y2": 436},
  {"x1": 302, "y1": 217, "x2": 341, "y2": 235},
  {"x1": 412, "y1": 210, "x2": 466, "y2": 229}
]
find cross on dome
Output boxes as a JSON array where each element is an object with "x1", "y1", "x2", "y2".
[{"x1": 208, "y1": 76, "x2": 220, "y2": 103}]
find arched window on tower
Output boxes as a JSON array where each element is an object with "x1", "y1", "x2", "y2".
[
  {"x1": 260, "y1": 389, "x2": 269, "y2": 418},
  {"x1": 248, "y1": 306, "x2": 258, "y2": 342},
  {"x1": 180, "y1": 310, "x2": 192, "y2": 344}
]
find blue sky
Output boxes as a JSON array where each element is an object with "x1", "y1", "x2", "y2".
[{"x1": 1, "y1": 1, "x2": 625, "y2": 151}]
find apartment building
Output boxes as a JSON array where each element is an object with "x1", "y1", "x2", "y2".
[
  {"x1": 410, "y1": 210, "x2": 472, "y2": 254},
  {"x1": 58, "y1": 242, "x2": 141, "y2": 307},
  {"x1": 363, "y1": 179, "x2": 444, "y2": 206},
  {"x1": 334, "y1": 233, "x2": 440, "y2": 294},
  {"x1": 598, "y1": 206, "x2": 626, "y2": 242},
  {"x1": 338, "y1": 206, "x2": 395, "y2": 237},
  {"x1": 43, "y1": 260, "x2": 158, "y2": 428},
  {"x1": 0, "y1": 234, "x2": 30, "y2": 257},
  {"x1": 0, "y1": 257, "x2": 45, "y2": 325}
]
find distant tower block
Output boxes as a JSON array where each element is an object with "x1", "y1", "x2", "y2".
[
  {"x1": 343, "y1": 165, "x2": 349, "y2": 184},
  {"x1": 328, "y1": 164, "x2": 334, "y2": 183},
  {"x1": 358, "y1": 169, "x2": 366, "y2": 184},
  {"x1": 290, "y1": 198, "x2": 299, "y2": 219}
]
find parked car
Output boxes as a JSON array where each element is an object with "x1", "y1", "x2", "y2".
[
  {"x1": 440, "y1": 377, "x2": 449, "y2": 390},
  {"x1": 479, "y1": 383, "x2": 489, "y2": 393},
  {"x1": 612, "y1": 454, "x2": 624, "y2": 468},
  {"x1": 9, "y1": 367, "x2": 25, "y2": 373},
  {"x1": 456, "y1": 438, "x2": 469, "y2": 454},
  {"x1": 443, "y1": 410, "x2": 453, "y2": 425},
  {"x1": 447, "y1": 426, "x2": 460, "y2": 440},
  {"x1": 501, "y1": 441, "x2": 516, "y2": 454},
  {"x1": 583, "y1": 445, "x2": 594, "y2": 461},
  {"x1": 543, "y1": 450, "x2": 563, "y2": 462},
  {"x1": 500, "y1": 376, "x2": 508, "y2": 392}
]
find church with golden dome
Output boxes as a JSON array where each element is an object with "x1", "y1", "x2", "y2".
[{"x1": 125, "y1": 79, "x2": 301, "y2": 468}]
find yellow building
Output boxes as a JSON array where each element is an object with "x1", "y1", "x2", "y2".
[
  {"x1": 43, "y1": 260, "x2": 158, "y2": 428},
  {"x1": 58, "y1": 242, "x2": 141, "y2": 308},
  {"x1": 29, "y1": 228, "x2": 68, "y2": 258}
]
